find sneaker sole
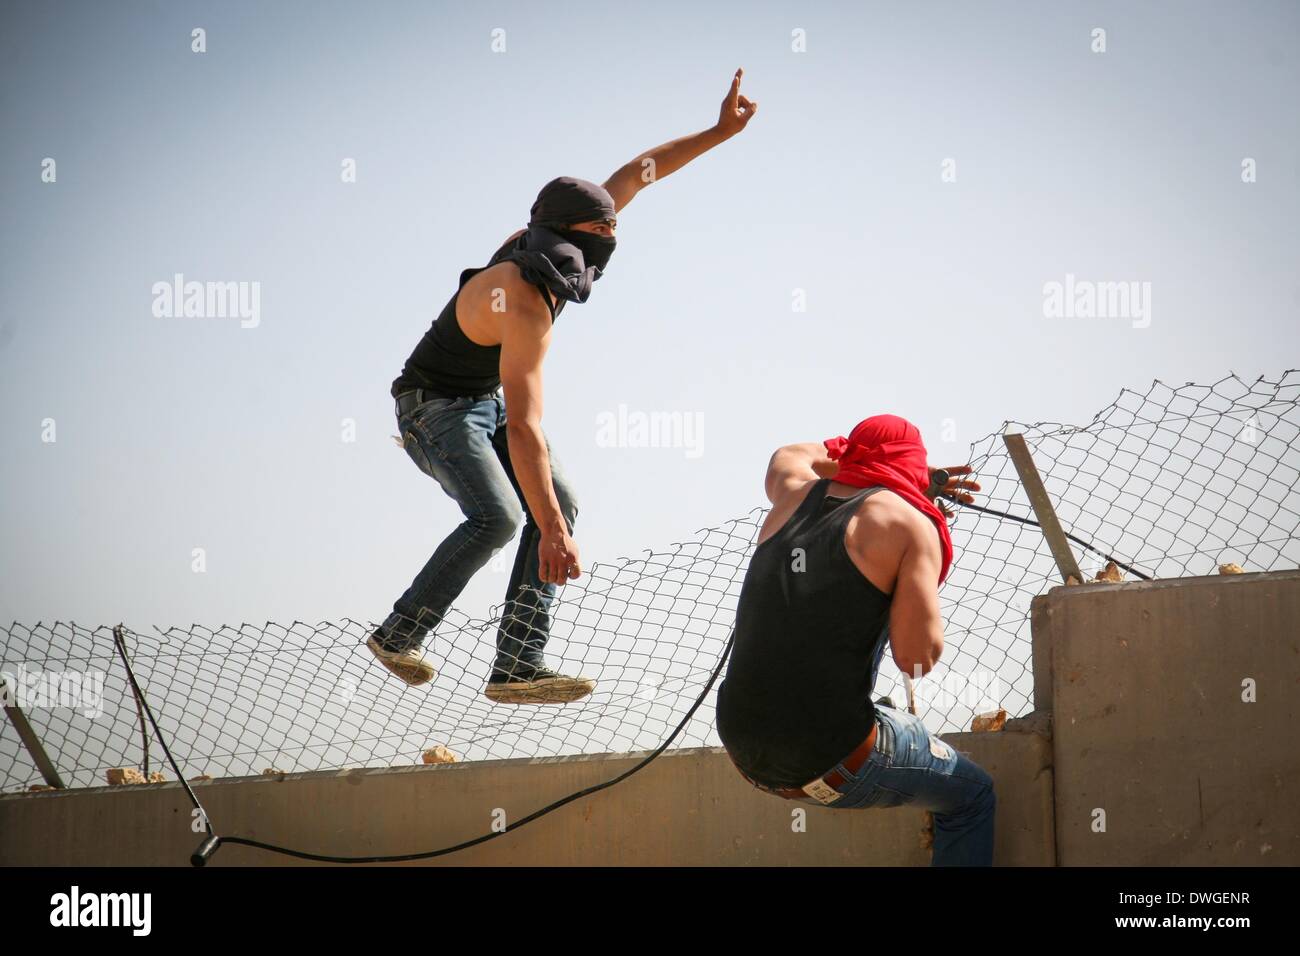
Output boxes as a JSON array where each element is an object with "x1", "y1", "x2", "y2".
[
  {"x1": 366, "y1": 638, "x2": 436, "y2": 686},
  {"x1": 484, "y1": 676, "x2": 595, "y2": 705}
]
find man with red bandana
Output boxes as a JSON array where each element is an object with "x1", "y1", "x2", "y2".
[{"x1": 715, "y1": 415, "x2": 998, "y2": 866}]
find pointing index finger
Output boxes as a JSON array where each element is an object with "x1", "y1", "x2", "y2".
[{"x1": 727, "y1": 68, "x2": 742, "y2": 104}]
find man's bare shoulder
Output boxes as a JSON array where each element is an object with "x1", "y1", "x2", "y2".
[
  {"x1": 756, "y1": 476, "x2": 820, "y2": 545},
  {"x1": 846, "y1": 486, "x2": 940, "y2": 555},
  {"x1": 458, "y1": 261, "x2": 552, "y2": 344},
  {"x1": 460, "y1": 261, "x2": 546, "y2": 309}
]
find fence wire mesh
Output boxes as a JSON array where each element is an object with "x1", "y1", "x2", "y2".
[{"x1": 3, "y1": 370, "x2": 1297, "y2": 792}]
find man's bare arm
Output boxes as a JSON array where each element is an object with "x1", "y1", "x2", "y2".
[
  {"x1": 602, "y1": 68, "x2": 758, "y2": 213},
  {"x1": 764, "y1": 442, "x2": 839, "y2": 505},
  {"x1": 497, "y1": 271, "x2": 579, "y2": 584},
  {"x1": 888, "y1": 535, "x2": 945, "y2": 678}
]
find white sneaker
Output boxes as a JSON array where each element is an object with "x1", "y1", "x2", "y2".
[
  {"x1": 484, "y1": 665, "x2": 595, "y2": 704},
  {"x1": 366, "y1": 634, "x2": 436, "y2": 686}
]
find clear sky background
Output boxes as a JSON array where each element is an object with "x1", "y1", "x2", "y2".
[{"x1": 2, "y1": 0, "x2": 1297, "y2": 632}]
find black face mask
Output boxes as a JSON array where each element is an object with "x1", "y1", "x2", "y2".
[
  {"x1": 486, "y1": 177, "x2": 620, "y2": 308},
  {"x1": 558, "y1": 228, "x2": 616, "y2": 274}
]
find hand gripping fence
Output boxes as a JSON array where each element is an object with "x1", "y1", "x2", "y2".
[{"x1": 2, "y1": 370, "x2": 1297, "y2": 863}]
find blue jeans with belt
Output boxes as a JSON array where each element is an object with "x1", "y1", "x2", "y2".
[
  {"x1": 378, "y1": 391, "x2": 579, "y2": 675},
  {"x1": 797, "y1": 704, "x2": 997, "y2": 866},
  {"x1": 781, "y1": 632, "x2": 996, "y2": 866}
]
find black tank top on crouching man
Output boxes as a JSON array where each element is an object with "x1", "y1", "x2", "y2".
[
  {"x1": 392, "y1": 264, "x2": 567, "y2": 399},
  {"x1": 716, "y1": 480, "x2": 894, "y2": 789}
]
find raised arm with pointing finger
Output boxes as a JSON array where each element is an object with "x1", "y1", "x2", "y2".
[
  {"x1": 602, "y1": 67, "x2": 758, "y2": 212},
  {"x1": 371, "y1": 70, "x2": 760, "y2": 705}
]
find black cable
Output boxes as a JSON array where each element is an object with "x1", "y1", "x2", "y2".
[
  {"x1": 112, "y1": 626, "x2": 152, "y2": 777},
  {"x1": 946, "y1": 496, "x2": 1152, "y2": 580},
  {"x1": 109, "y1": 625, "x2": 215, "y2": 845},
  {"x1": 181, "y1": 628, "x2": 737, "y2": 865}
]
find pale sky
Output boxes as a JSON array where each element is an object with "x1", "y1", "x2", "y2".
[{"x1": 3, "y1": 0, "x2": 1297, "y2": 641}]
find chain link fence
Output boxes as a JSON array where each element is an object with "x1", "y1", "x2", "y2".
[{"x1": 4, "y1": 370, "x2": 1297, "y2": 792}]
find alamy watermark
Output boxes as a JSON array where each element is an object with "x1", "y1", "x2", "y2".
[
  {"x1": 595, "y1": 405, "x2": 704, "y2": 459},
  {"x1": 1042, "y1": 273, "x2": 1151, "y2": 328},
  {"x1": 1, "y1": 663, "x2": 105, "y2": 719},
  {"x1": 49, "y1": 886, "x2": 151, "y2": 935},
  {"x1": 151, "y1": 273, "x2": 260, "y2": 329},
  {"x1": 880, "y1": 668, "x2": 1005, "y2": 714}
]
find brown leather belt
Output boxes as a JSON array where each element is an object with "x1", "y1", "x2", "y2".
[{"x1": 729, "y1": 721, "x2": 879, "y2": 805}]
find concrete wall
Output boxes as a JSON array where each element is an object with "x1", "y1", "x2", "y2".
[
  {"x1": 0, "y1": 730, "x2": 1054, "y2": 866},
  {"x1": 4, "y1": 570, "x2": 1294, "y2": 866},
  {"x1": 1033, "y1": 569, "x2": 1300, "y2": 866}
]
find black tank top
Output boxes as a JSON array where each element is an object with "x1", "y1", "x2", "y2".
[
  {"x1": 392, "y1": 265, "x2": 566, "y2": 398},
  {"x1": 716, "y1": 480, "x2": 894, "y2": 788}
]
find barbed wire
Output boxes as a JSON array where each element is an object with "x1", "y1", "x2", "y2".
[{"x1": 3, "y1": 370, "x2": 1297, "y2": 794}]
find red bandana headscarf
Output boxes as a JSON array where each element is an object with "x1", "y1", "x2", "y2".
[{"x1": 824, "y1": 414, "x2": 954, "y2": 585}]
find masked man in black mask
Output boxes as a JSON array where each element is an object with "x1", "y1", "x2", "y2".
[{"x1": 372, "y1": 69, "x2": 759, "y2": 704}]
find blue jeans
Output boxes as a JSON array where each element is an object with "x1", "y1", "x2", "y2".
[
  {"x1": 797, "y1": 704, "x2": 997, "y2": 866},
  {"x1": 379, "y1": 392, "x2": 579, "y2": 675},
  {"x1": 764, "y1": 631, "x2": 995, "y2": 866}
]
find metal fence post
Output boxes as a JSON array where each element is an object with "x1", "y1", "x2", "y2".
[
  {"x1": 1003, "y1": 432, "x2": 1084, "y2": 584},
  {"x1": 1, "y1": 675, "x2": 67, "y2": 789}
]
